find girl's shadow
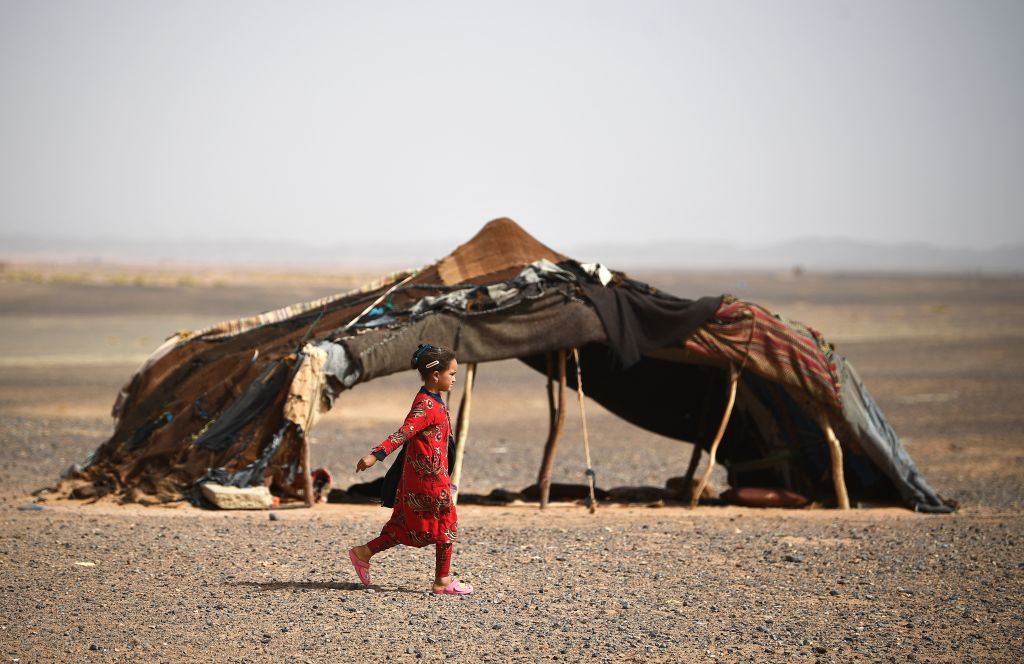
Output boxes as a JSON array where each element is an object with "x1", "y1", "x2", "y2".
[{"x1": 230, "y1": 580, "x2": 422, "y2": 594}]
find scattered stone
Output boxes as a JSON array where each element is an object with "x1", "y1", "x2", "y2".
[{"x1": 200, "y1": 483, "x2": 272, "y2": 510}]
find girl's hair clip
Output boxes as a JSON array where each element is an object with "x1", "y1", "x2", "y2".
[{"x1": 425, "y1": 360, "x2": 439, "y2": 368}]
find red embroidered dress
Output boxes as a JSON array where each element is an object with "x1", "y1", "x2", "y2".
[{"x1": 370, "y1": 388, "x2": 458, "y2": 547}]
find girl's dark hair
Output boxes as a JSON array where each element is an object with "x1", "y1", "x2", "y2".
[{"x1": 410, "y1": 344, "x2": 456, "y2": 378}]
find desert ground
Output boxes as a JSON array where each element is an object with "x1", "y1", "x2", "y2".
[{"x1": 0, "y1": 264, "x2": 1022, "y2": 663}]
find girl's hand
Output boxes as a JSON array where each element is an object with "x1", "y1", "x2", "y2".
[{"x1": 356, "y1": 454, "x2": 378, "y2": 472}]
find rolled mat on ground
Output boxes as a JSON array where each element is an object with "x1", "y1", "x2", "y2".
[{"x1": 51, "y1": 218, "x2": 954, "y2": 513}]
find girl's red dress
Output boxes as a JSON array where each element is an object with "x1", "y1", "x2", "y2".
[{"x1": 371, "y1": 388, "x2": 458, "y2": 547}]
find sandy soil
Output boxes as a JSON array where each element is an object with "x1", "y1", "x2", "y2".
[{"x1": 1, "y1": 270, "x2": 1022, "y2": 663}]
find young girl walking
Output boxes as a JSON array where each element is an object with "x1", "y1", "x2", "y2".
[{"x1": 348, "y1": 344, "x2": 473, "y2": 595}]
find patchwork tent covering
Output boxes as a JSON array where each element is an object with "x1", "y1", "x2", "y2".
[{"x1": 56, "y1": 218, "x2": 952, "y2": 512}]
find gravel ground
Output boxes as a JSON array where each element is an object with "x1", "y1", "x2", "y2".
[
  {"x1": 2, "y1": 503, "x2": 1021, "y2": 663},
  {"x1": 1, "y1": 274, "x2": 1023, "y2": 663}
]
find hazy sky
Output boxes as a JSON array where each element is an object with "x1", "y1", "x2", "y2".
[{"x1": 1, "y1": 1, "x2": 1022, "y2": 250}]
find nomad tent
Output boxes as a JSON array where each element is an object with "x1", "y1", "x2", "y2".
[{"x1": 56, "y1": 219, "x2": 952, "y2": 513}]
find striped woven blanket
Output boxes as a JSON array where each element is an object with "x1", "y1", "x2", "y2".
[{"x1": 685, "y1": 297, "x2": 842, "y2": 408}]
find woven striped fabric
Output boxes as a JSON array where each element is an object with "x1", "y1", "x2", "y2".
[
  {"x1": 685, "y1": 298, "x2": 842, "y2": 408},
  {"x1": 186, "y1": 267, "x2": 421, "y2": 342}
]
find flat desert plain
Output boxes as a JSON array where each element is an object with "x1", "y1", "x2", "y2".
[{"x1": 0, "y1": 267, "x2": 1022, "y2": 663}]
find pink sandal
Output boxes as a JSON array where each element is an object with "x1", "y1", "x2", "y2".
[
  {"x1": 348, "y1": 548, "x2": 370, "y2": 587},
  {"x1": 433, "y1": 579, "x2": 473, "y2": 595}
]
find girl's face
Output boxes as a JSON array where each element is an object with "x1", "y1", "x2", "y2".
[{"x1": 430, "y1": 359, "x2": 458, "y2": 392}]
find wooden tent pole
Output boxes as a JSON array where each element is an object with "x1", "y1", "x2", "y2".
[
  {"x1": 538, "y1": 349, "x2": 567, "y2": 509},
  {"x1": 818, "y1": 413, "x2": 851, "y2": 510},
  {"x1": 682, "y1": 445, "x2": 702, "y2": 501},
  {"x1": 690, "y1": 364, "x2": 740, "y2": 508},
  {"x1": 682, "y1": 382, "x2": 718, "y2": 501},
  {"x1": 450, "y1": 362, "x2": 476, "y2": 506},
  {"x1": 301, "y1": 429, "x2": 314, "y2": 507},
  {"x1": 571, "y1": 348, "x2": 597, "y2": 514},
  {"x1": 545, "y1": 353, "x2": 556, "y2": 435}
]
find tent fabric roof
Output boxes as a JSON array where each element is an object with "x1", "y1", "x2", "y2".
[
  {"x1": 56, "y1": 218, "x2": 951, "y2": 513},
  {"x1": 435, "y1": 217, "x2": 567, "y2": 285}
]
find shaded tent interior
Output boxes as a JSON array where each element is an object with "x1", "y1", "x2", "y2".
[
  {"x1": 55, "y1": 218, "x2": 953, "y2": 513},
  {"x1": 524, "y1": 347, "x2": 881, "y2": 505}
]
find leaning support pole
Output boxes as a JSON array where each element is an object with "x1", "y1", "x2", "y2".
[
  {"x1": 571, "y1": 348, "x2": 597, "y2": 514},
  {"x1": 690, "y1": 364, "x2": 740, "y2": 508},
  {"x1": 342, "y1": 271, "x2": 417, "y2": 332},
  {"x1": 450, "y1": 362, "x2": 476, "y2": 506},
  {"x1": 538, "y1": 349, "x2": 567, "y2": 509},
  {"x1": 818, "y1": 413, "x2": 851, "y2": 510},
  {"x1": 300, "y1": 430, "x2": 314, "y2": 507}
]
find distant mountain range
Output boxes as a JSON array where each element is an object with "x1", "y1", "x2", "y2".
[{"x1": 2, "y1": 234, "x2": 1021, "y2": 273}]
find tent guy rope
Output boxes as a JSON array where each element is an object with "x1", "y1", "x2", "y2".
[{"x1": 572, "y1": 348, "x2": 598, "y2": 514}]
